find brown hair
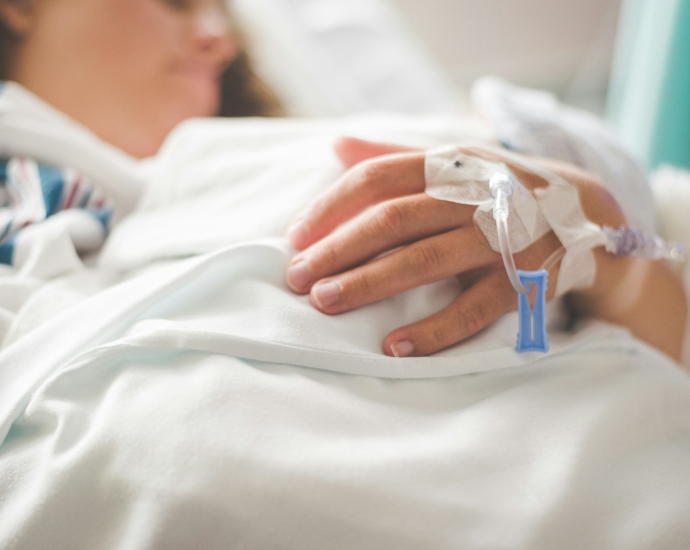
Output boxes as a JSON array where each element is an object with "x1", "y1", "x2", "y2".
[
  {"x1": 218, "y1": 48, "x2": 283, "y2": 118},
  {"x1": 0, "y1": 14, "x2": 17, "y2": 81}
]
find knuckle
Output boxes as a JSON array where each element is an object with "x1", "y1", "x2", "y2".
[
  {"x1": 353, "y1": 161, "x2": 389, "y2": 198},
  {"x1": 456, "y1": 305, "x2": 486, "y2": 337},
  {"x1": 314, "y1": 240, "x2": 341, "y2": 272},
  {"x1": 582, "y1": 187, "x2": 626, "y2": 228},
  {"x1": 430, "y1": 325, "x2": 451, "y2": 348},
  {"x1": 373, "y1": 201, "x2": 405, "y2": 236},
  {"x1": 305, "y1": 198, "x2": 326, "y2": 223},
  {"x1": 348, "y1": 268, "x2": 378, "y2": 299},
  {"x1": 356, "y1": 161, "x2": 385, "y2": 188},
  {"x1": 409, "y1": 243, "x2": 443, "y2": 276}
]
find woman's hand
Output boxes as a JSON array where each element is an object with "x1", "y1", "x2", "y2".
[{"x1": 286, "y1": 138, "x2": 687, "y2": 362}]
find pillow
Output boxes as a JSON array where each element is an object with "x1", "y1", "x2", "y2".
[{"x1": 232, "y1": 0, "x2": 460, "y2": 116}]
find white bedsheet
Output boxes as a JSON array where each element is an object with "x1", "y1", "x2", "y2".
[{"x1": 1, "y1": 115, "x2": 690, "y2": 550}]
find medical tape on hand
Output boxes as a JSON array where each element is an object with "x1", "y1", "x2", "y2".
[{"x1": 425, "y1": 144, "x2": 606, "y2": 297}]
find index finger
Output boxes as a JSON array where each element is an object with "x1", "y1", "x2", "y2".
[{"x1": 288, "y1": 152, "x2": 426, "y2": 250}]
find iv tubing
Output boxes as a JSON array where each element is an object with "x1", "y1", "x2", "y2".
[
  {"x1": 540, "y1": 246, "x2": 566, "y2": 273},
  {"x1": 490, "y1": 172, "x2": 529, "y2": 295}
]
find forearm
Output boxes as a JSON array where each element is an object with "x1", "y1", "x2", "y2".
[{"x1": 572, "y1": 252, "x2": 688, "y2": 365}]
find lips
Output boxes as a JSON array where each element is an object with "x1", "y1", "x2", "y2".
[
  {"x1": 170, "y1": 60, "x2": 224, "y2": 112},
  {"x1": 173, "y1": 61, "x2": 222, "y2": 85}
]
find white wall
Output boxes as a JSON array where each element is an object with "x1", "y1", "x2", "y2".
[{"x1": 389, "y1": 0, "x2": 621, "y2": 112}]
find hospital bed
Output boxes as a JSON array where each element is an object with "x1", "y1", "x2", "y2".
[{"x1": 1, "y1": 1, "x2": 690, "y2": 549}]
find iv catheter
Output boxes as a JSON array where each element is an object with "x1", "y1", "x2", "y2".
[
  {"x1": 490, "y1": 171, "x2": 551, "y2": 352},
  {"x1": 489, "y1": 172, "x2": 529, "y2": 295},
  {"x1": 489, "y1": 170, "x2": 685, "y2": 354}
]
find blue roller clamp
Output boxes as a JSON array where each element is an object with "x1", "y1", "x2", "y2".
[{"x1": 516, "y1": 269, "x2": 549, "y2": 353}]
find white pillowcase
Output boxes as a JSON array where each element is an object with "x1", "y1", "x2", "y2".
[{"x1": 232, "y1": 0, "x2": 459, "y2": 116}]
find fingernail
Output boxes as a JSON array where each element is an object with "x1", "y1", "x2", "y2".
[
  {"x1": 313, "y1": 281, "x2": 341, "y2": 308},
  {"x1": 288, "y1": 219, "x2": 308, "y2": 247},
  {"x1": 287, "y1": 260, "x2": 313, "y2": 291},
  {"x1": 390, "y1": 340, "x2": 414, "y2": 358}
]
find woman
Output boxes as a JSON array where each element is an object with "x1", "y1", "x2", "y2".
[
  {"x1": 0, "y1": 0, "x2": 686, "y2": 364},
  {"x1": 0, "y1": 0, "x2": 279, "y2": 158},
  {"x1": 1, "y1": 3, "x2": 690, "y2": 549}
]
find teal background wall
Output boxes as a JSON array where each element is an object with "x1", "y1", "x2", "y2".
[{"x1": 608, "y1": 0, "x2": 690, "y2": 169}]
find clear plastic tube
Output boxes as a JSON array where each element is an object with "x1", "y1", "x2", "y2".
[
  {"x1": 540, "y1": 245, "x2": 566, "y2": 273},
  {"x1": 496, "y1": 208, "x2": 530, "y2": 294},
  {"x1": 490, "y1": 172, "x2": 529, "y2": 295},
  {"x1": 490, "y1": 170, "x2": 553, "y2": 354}
]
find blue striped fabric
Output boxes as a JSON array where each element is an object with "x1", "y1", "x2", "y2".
[
  {"x1": 0, "y1": 235, "x2": 16, "y2": 265},
  {"x1": 0, "y1": 156, "x2": 114, "y2": 265},
  {"x1": 36, "y1": 165, "x2": 65, "y2": 217}
]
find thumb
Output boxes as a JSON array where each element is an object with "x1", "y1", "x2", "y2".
[{"x1": 334, "y1": 137, "x2": 418, "y2": 169}]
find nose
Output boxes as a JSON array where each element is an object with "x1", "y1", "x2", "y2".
[{"x1": 192, "y1": 5, "x2": 237, "y2": 66}]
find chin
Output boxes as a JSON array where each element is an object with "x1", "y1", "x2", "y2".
[
  {"x1": 172, "y1": 76, "x2": 223, "y2": 119},
  {"x1": 128, "y1": 90, "x2": 220, "y2": 158}
]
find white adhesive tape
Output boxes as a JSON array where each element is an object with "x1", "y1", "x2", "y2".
[{"x1": 424, "y1": 144, "x2": 606, "y2": 296}]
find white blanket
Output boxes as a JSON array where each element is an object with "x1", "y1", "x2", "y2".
[{"x1": 1, "y1": 109, "x2": 690, "y2": 549}]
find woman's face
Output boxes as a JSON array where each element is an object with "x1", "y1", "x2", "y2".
[{"x1": 8, "y1": 0, "x2": 237, "y2": 157}]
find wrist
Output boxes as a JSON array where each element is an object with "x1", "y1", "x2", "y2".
[
  {"x1": 570, "y1": 249, "x2": 687, "y2": 362},
  {"x1": 570, "y1": 249, "x2": 647, "y2": 320}
]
